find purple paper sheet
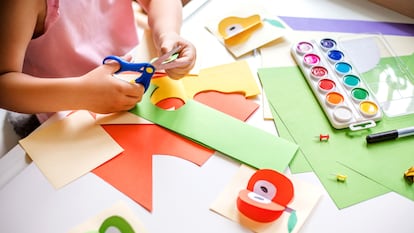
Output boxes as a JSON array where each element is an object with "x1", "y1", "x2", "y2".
[{"x1": 279, "y1": 16, "x2": 414, "y2": 36}]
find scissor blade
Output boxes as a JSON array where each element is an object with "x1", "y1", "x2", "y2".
[{"x1": 151, "y1": 45, "x2": 182, "y2": 70}]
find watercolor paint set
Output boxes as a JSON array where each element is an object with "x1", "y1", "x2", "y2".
[{"x1": 291, "y1": 35, "x2": 414, "y2": 131}]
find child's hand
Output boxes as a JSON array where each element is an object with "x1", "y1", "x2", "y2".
[
  {"x1": 157, "y1": 33, "x2": 196, "y2": 79},
  {"x1": 77, "y1": 61, "x2": 145, "y2": 114}
]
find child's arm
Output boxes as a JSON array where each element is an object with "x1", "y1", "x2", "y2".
[
  {"x1": 0, "y1": 0, "x2": 144, "y2": 114},
  {"x1": 138, "y1": 0, "x2": 197, "y2": 79}
]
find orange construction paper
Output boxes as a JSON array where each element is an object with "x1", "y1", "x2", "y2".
[
  {"x1": 93, "y1": 124, "x2": 213, "y2": 212},
  {"x1": 194, "y1": 91, "x2": 259, "y2": 121}
]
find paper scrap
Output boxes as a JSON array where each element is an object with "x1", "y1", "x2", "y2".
[{"x1": 19, "y1": 110, "x2": 123, "y2": 189}]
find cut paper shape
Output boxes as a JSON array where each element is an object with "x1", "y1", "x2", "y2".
[
  {"x1": 98, "y1": 215, "x2": 135, "y2": 233},
  {"x1": 237, "y1": 169, "x2": 294, "y2": 223},
  {"x1": 150, "y1": 60, "x2": 261, "y2": 104},
  {"x1": 155, "y1": 97, "x2": 185, "y2": 110},
  {"x1": 93, "y1": 124, "x2": 213, "y2": 212},
  {"x1": 218, "y1": 15, "x2": 263, "y2": 46},
  {"x1": 194, "y1": 91, "x2": 259, "y2": 121},
  {"x1": 219, "y1": 15, "x2": 261, "y2": 39},
  {"x1": 155, "y1": 91, "x2": 259, "y2": 122},
  {"x1": 130, "y1": 85, "x2": 298, "y2": 173},
  {"x1": 19, "y1": 110, "x2": 123, "y2": 189},
  {"x1": 210, "y1": 165, "x2": 322, "y2": 233},
  {"x1": 68, "y1": 201, "x2": 148, "y2": 233},
  {"x1": 205, "y1": 4, "x2": 286, "y2": 57}
]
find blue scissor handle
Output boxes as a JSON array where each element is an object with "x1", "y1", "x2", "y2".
[{"x1": 102, "y1": 55, "x2": 155, "y2": 92}]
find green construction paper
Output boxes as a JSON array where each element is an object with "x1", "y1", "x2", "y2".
[
  {"x1": 337, "y1": 54, "x2": 414, "y2": 202},
  {"x1": 268, "y1": 103, "x2": 312, "y2": 173},
  {"x1": 258, "y1": 66, "x2": 390, "y2": 209},
  {"x1": 130, "y1": 85, "x2": 298, "y2": 172}
]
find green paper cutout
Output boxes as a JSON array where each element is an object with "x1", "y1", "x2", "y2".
[
  {"x1": 263, "y1": 18, "x2": 286, "y2": 29},
  {"x1": 130, "y1": 85, "x2": 298, "y2": 172},
  {"x1": 287, "y1": 209, "x2": 297, "y2": 233},
  {"x1": 258, "y1": 66, "x2": 390, "y2": 209},
  {"x1": 99, "y1": 215, "x2": 135, "y2": 233}
]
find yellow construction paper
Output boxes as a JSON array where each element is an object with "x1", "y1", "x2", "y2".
[
  {"x1": 67, "y1": 200, "x2": 148, "y2": 233},
  {"x1": 150, "y1": 60, "x2": 261, "y2": 104},
  {"x1": 210, "y1": 165, "x2": 322, "y2": 233},
  {"x1": 19, "y1": 110, "x2": 123, "y2": 189}
]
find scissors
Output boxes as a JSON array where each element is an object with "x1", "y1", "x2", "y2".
[{"x1": 102, "y1": 46, "x2": 181, "y2": 92}]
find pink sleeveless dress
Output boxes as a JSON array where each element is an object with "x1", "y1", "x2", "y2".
[{"x1": 23, "y1": 0, "x2": 139, "y2": 121}]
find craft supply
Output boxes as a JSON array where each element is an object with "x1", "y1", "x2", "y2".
[
  {"x1": 103, "y1": 46, "x2": 181, "y2": 91},
  {"x1": 366, "y1": 126, "x2": 414, "y2": 144},
  {"x1": 291, "y1": 38, "x2": 382, "y2": 130},
  {"x1": 318, "y1": 134, "x2": 330, "y2": 141},
  {"x1": 335, "y1": 174, "x2": 347, "y2": 182},
  {"x1": 404, "y1": 166, "x2": 414, "y2": 184}
]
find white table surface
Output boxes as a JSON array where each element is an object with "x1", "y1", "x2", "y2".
[{"x1": 1, "y1": 1, "x2": 414, "y2": 232}]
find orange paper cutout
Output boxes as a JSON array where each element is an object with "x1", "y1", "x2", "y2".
[
  {"x1": 194, "y1": 91, "x2": 259, "y2": 121},
  {"x1": 93, "y1": 124, "x2": 213, "y2": 212}
]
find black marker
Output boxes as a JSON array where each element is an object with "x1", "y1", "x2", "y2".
[{"x1": 366, "y1": 126, "x2": 414, "y2": 144}]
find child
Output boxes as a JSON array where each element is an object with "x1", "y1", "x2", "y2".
[{"x1": 0, "y1": 0, "x2": 196, "y2": 137}]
